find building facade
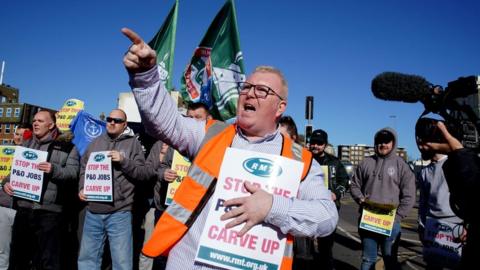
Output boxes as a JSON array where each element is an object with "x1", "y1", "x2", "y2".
[
  {"x1": 0, "y1": 84, "x2": 56, "y2": 144},
  {"x1": 337, "y1": 144, "x2": 408, "y2": 166}
]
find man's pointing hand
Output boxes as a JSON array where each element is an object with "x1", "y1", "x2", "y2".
[{"x1": 122, "y1": 28, "x2": 157, "y2": 73}]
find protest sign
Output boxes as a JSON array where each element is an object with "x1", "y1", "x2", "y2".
[
  {"x1": 359, "y1": 202, "x2": 396, "y2": 236},
  {"x1": 0, "y1": 145, "x2": 15, "y2": 187},
  {"x1": 83, "y1": 151, "x2": 113, "y2": 202},
  {"x1": 423, "y1": 217, "x2": 462, "y2": 268},
  {"x1": 195, "y1": 148, "x2": 303, "y2": 270},
  {"x1": 320, "y1": 165, "x2": 329, "y2": 188},
  {"x1": 57, "y1": 98, "x2": 84, "y2": 132},
  {"x1": 10, "y1": 146, "x2": 48, "y2": 202},
  {"x1": 165, "y1": 151, "x2": 190, "y2": 205}
]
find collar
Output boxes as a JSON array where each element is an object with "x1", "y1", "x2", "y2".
[{"x1": 236, "y1": 125, "x2": 279, "y2": 143}]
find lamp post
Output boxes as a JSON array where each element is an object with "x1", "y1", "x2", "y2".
[{"x1": 389, "y1": 115, "x2": 397, "y2": 129}]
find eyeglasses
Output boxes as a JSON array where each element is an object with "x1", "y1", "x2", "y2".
[
  {"x1": 237, "y1": 82, "x2": 284, "y2": 100},
  {"x1": 106, "y1": 117, "x2": 126, "y2": 124}
]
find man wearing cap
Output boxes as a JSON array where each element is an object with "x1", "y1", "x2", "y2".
[
  {"x1": 350, "y1": 128, "x2": 415, "y2": 270},
  {"x1": 307, "y1": 129, "x2": 349, "y2": 270}
]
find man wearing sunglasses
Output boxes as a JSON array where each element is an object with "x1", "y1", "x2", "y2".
[
  {"x1": 77, "y1": 109, "x2": 148, "y2": 270},
  {"x1": 121, "y1": 28, "x2": 338, "y2": 270},
  {"x1": 350, "y1": 128, "x2": 416, "y2": 270}
]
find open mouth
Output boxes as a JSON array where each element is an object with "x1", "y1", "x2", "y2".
[{"x1": 244, "y1": 103, "x2": 256, "y2": 112}]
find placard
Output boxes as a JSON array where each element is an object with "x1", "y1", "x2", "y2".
[
  {"x1": 57, "y1": 98, "x2": 84, "y2": 132},
  {"x1": 165, "y1": 151, "x2": 191, "y2": 205},
  {"x1": 83, "y1": 151, "x2": 113, "y2": 202},
  {"x1": 423, "y1": 217, "x2": 462, "y2": 268},
  {"x1": 10, "y1": 146, "x2": 48, "y2": 202},
  {"x1": 0, "y1": 146, "x2": 16, "y2": 187},
  {"x1": 195, "y1": 148, "x2": 303, "y2": 270},
  {"x1": 320, "y1": 165, "x2": 329, "y2": 188},
  {"x1": 359, "y1": 202, "x2": 396, "y2": 236}
]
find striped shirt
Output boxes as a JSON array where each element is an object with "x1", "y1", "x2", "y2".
[{"x1": 130, "y1": 67, "x2": 338, "y2": 270}]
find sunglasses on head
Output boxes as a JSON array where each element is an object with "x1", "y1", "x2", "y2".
[{"x1": 106, "y1": 117, "x2": 126, "y2": 124}]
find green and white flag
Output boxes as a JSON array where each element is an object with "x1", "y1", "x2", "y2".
[
  {"x1": 181, "y1": 0, "x2": 245, "y2": 121},
  {"x1": 149, "y1": 0, "x2": 178, "y2": 91}
]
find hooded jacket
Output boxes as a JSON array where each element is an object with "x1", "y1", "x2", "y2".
[
  {"x1": 79, "y1": 127, "x2": 147, "y2": 214},
  {"x1": 144, "y1": 140, "x2": 174, "y2": 212},
  {"x1": 6, "y1": 129, "x2": 80, "y2": 213},
  {"x1": 350, "y1": 127, "x2": 416, "y2": 222}
]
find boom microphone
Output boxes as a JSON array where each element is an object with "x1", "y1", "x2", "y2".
[{"x1": 371, "y1": 72, "x2": 434, "y2": 103}]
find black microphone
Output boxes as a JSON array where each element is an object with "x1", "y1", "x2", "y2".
[{"x1": 371, "y1": 72, "x2": 434, "y2": 103}]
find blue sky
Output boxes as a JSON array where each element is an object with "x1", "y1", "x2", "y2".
[{"x1": 1, "y1": 0, "x2": 479, "y2": 159}]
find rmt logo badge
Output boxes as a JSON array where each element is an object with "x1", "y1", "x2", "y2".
[
  {"x1": 94, "y1": 153, "x2": 106, "y2": 162},
  {"x1": 22, "y1": 151, "x2": 38, "y2": 160},
  {"x1": 66, "y1": 100, "x2": 77, "y2": 107},
  {"x1": 2, "y1": 147, "x2": 15, "y2": 155},
  {"x1": 242, "y1": 158, "x2": 282, "y2": 178}
]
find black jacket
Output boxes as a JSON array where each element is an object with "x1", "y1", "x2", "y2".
[
  {"x1": 313, "y1": 152, "x2": 349, "y2": 209},
  {"x1": 10, "y1": 131, "x2": 80, "y2": 213},
  {"x1": 144, "y1": 140, "x2": 174, "y2": 211},
  {"x1": 80, "y1": 129, "x2": 148, "y2": 214},
  {"x1": 443, "y1": 148, "x2": 479, "y2": 266}
]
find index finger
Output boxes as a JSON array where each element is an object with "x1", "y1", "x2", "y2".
[{"x1": 121, "y1": 27, "x2": 143, "y2": 45}]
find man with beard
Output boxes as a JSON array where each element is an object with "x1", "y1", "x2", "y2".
[
  {"x1": 350, "y1": 128, "x2": 415, "y2": 270},
  {"x1": 307, "y1": 129, "x2": 348, "y2": 270}
]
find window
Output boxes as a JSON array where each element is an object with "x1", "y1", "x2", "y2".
[
  {"x1": 14, "y1": 108, "x2": 20, "y2": 117},
  {"x1": 5, "y1": 124, "x2": 10, "y2": 134},
  {"x1": 0, "y1": 108, "x2": 3, "y2": 117},
  {"x1": 6, "y1": 108, "x2": 12, "y2": 117}
]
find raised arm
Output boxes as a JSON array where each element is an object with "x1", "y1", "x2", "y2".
[{"x1": 122, "y1": 28, "x2": 205, "y2": 159}]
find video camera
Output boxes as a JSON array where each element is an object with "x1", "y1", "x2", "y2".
[{"x1": 371, "y1": 72, "x2": 480, "y2": 152}]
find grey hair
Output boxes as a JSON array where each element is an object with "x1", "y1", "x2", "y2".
[{"x1": 253, "y1": 66, "x2": 288, "y2": 100}]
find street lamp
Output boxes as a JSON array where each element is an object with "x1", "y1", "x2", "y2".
[{"x1": 389, "y1": 115, "x2": 397, "y2": 129}]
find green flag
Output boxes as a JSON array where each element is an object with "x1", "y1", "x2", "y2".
[
  {"x1": 149, "y1": 0, "x2": 178, "y2": 91},
  {"x1": 181, "y1": 0, "x2": 245, "y2": 121}
]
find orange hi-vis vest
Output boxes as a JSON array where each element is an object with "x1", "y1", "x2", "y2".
[{"x1": 143, "y1": 120, "x2": 313, "y2": 270}]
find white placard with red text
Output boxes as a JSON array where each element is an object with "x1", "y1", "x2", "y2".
[
  {"x1": 195, "y1": 148, "x2": 303, "y2": 270},
  {"x1": 84, "y1": 151, "x2": 113, "y2": 202},
  {"x1": 423, "y1": 217, "x2": 462, "y2": 268},
  {"x1": 10, "y1": 146, "x2": 48, "y2": 202}
]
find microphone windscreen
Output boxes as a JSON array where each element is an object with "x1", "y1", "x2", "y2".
[{"x1": 371, "y1": 72, "x2": 432, "y2": 103}]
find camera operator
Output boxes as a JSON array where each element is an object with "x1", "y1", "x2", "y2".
[{"x1": 420, "y1": 121, "x2": 479, "y2": 268}]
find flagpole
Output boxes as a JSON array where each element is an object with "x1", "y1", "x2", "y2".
[{"x1": 0, "y1": 61, "x2": 5, "y2": 85}]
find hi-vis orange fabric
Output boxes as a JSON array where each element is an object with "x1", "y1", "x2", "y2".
[{"x1": 142, "y1": 120, "x2": 313, "y2": 270}]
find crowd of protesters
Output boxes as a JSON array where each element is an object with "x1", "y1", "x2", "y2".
[{"x1": 0, "y1": 27, "x2": 476, "y2": 270}]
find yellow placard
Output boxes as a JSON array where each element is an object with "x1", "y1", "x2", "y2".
[
  {"x1": 57, "y1": 99, "x2": 84, "y2": 132},
  {"x1": 0, "y1": 146, "x2": 15, "y2": 186},
  {"x1": 165, "y1": 151, "x2": 191, "y2": 205},
  {"x1": 359, "y1": 203, "x2": 396, "y2": 236},
  {"x1": 320, "y1": 165, "x2": 329, "y2": 188}
]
